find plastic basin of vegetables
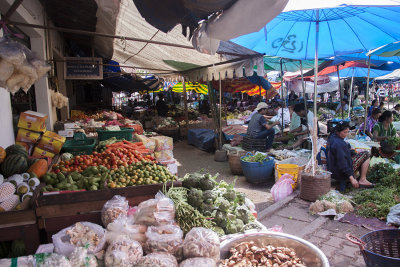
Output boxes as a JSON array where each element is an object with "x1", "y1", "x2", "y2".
[
  {"x1": 220, "y1": 232, "x2": 329, "y2": 267},
  {"x1": 240, "y1": 153, "x2": 274, "y2": 184}
]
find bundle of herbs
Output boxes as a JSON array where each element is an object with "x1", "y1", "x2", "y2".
[{"x1": 353, "y1": 163, "x2": 400, "y2": 218}]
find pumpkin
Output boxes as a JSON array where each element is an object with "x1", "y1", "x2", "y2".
[
  {"x1": 27, "y1": 157, "x2": 39, "y2": 167},
  {"x1": 5, "y1": 144, "x2": 28, "y2": 159},
  {"x1": 27, "y1": 159, "x2": 48, "y2": 178},
  {"x1": 0, "y1": 147, "x2": 6, "y2": 164},
  {"x1": 1, "y1": 154, "x2": 28, "y2": 177}
]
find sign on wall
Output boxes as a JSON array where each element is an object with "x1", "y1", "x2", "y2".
[{"x1": 64, "y1": 57, "x2": 103, "y2": 80}]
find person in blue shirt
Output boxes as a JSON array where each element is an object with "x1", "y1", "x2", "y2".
[
  {"x1": 327, "y1": 121, "x2": 374, "y2": 192},
  {"x1": 247, "y1": 102, "x2": 280, "y2": 151}
]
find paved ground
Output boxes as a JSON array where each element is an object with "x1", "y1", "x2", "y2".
[{"x1": 174, "y1": 141, "x2": 370, "y2": 266}]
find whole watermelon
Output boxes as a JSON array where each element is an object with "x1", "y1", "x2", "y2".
[
  {"x1": 1, "y1": 154, "x2": 28, "y2": 177},
  {"x1": 5, "y1": 144, "x2": 28, "y2": 159}
]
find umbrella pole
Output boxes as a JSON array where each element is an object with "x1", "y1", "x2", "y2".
[
  {"x1": 300, "y1": 60, "x2": 308, "y2": 125},
  {"x1": 311, "y1": 9, "x2": 320, "y2": 176},
  {"x1": 348, "y1": 68, "x2": 355, "y2": 119},
  {"x1": 219, "y1": 72, "x2": 222, "y2": 150},
  {"x1": 337, "y1": 65, "x2": 343, "y2": 119},
  {"x1": 363, "y1": 56, "x2": 372, "y2": 133},
  {"x1": 280, "y1": 58, "x2": 284, "y2": 135}
]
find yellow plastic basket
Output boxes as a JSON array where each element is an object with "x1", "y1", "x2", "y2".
[{"x1": 276, "y1": 163, "x2": 300, "y2": 189}]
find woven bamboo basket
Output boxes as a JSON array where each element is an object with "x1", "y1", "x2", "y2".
[
  {"x1": 228, "y1": 151, "x2": 248, "y2": 175},
  {"x1": 300, "y1": 171, "x2": 331, "y2": 202}
]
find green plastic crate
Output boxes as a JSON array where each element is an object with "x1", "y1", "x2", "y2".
[
  {"x1": 96, "y1": 127, "x2": 134, "y2": 141},
  {"x1": 62, "y1": 138, "x2": 96, "y2": 155}
]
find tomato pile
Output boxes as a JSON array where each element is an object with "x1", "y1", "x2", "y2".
[{"x1": 52, "y1": 147, "x2": 156, "y2": 173}]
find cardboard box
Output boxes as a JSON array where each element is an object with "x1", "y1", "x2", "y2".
[
  {"x1": 16, "y1": 128, "x2": 42, "y2": 143},
  {"x1": 18, "y1": 111, "x2": 48, "y2": 132},
  {"x1": 37, "y1": 136, "x2": 64, "y2": 154},
  {"x1": 64, "y1": 122, "x2": 80, "y2": 129},
  {"x1": 32, "y1": 147, "x2": 55, "y2": 159},
  {"x1": 43, "y1": 131, "x2": 66, "y2": 143},
  {"x1": 58, "y1": 129, "x2": 74, "y2": 138}
]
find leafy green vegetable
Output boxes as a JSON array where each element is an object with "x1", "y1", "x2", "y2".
[
  {"x1": 387, "y1": 136, "x2": 400, "y2": 148},
  {"x1": 241, "y1": 153, "x2": 272, "y2": 163},
  {"x1": 198, "y1": 175, "x2": 216, "y2": 191},
  {"x1": 366, "y1": 163, "x2": 395, "y2": 184},
  {"x1": 226, "y1": 218, "x2": 244, "y2": 234},
  {"x1": 203, "y1": 190, "x2": 218, "y2": 204},
  {"x1": 187, "y1": 188, "x2": 203, "y2": 208}
]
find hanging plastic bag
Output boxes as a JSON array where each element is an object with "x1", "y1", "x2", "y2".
[
  {"x1": 101, "y1": 195, "x2": 129, "y2": 228},
  {"x1": 271, "y1": 177, "x2": 294, "y2": 202}
]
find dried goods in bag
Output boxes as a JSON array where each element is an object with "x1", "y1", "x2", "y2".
[
  {"x1": 182, "y1": 227, "x2": 220, "y2": 261},
  {"x1": 101, "y1": 195, "x2": 129, "y2": 228}
]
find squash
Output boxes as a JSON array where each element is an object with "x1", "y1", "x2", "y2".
[
  {"x1": 5, "y1": 144, "x2": 28, "y2": 159},
  {"x1": 27, "y1": 157, "x2": 39, "y2": 167},
  {"x1": 27, "y1": 159, "x2": 48, "y2": 178},
  {"x1": 0, "y1": 147, "x2": 6, "y2": 164}
]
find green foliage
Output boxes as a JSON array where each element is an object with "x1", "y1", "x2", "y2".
[
  {"x1": 387, "y1": 136, "x2": 400, "y2": 148},
  {"x1": 366, "y1": 163, "x2": 395, "y2": 184},
  {"x1": 241, "y1": 153, "x2": 272, "y2": 163},
  {"x1": 187, "y1": 188, "x2": 203, "y2": 208},
  {"x1": 226, "y1": 218, "x2": 244, "y2": 234},
  {"x1": 353, "y1": 186, "x2": 399, "y2": 219}
]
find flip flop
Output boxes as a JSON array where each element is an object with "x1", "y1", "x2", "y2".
[{"x1": 359, "y1": 183, "x2": 375, "y2": 188}]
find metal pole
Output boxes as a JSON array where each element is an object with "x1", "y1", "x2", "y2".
[
  {"x1": 312, "y1": 9, "x2": 320, "y2": 176},
  {"x1": 363, "y1": 56, "x2": 372, "y2": 133},
  {"x1": 219, "y1": 73, "x2": 222, "y2": 150},
  {"x1": 300, "y1": 60, "x2": 308, "y2": 124},
  {"x1": 280, "y1": 58, "x2": 284, "y2": 134},
  {"x1": 348, "y1": 68, "x2": 355, "y2": 119},
  {"x1": 183, "y1": 78, "x2": 188, "y2": 126},
  {"x1": 337, "y1": 65, "x2": 343, "y2": 119}
]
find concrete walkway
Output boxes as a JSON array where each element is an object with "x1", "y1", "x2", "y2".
[{"x1": 258, "y1": 192, "x2": 369, "y2": 267}]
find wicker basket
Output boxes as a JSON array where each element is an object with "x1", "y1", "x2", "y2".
[
  {"x1": 228, "y1": 151, "x2": 248, "y2": 175},
  {"x1": 300, "y1": 171, "x2": 331, "y2": 202}
]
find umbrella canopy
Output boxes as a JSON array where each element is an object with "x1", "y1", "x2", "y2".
[
  {"x1": 318, "y1": 61, "x2": 368, "y2": 76},
  {"x1": 375, "y1": 69, "x2": 400, "y2": 80},
  {"x1": 263, "y1": 56, "x2": 324, "y2": 72},
  {"x1": 231, "y1": 1, "x2": 400, "y2": 60},
  {"x1": 328, "y1": 67, "x2": 393, "y2": 78},
  {"x1": 368, "y1": 41, "x2": 400, "y2": 57}
]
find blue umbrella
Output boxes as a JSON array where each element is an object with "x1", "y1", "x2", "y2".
[
  {"x1": 328, "y1": 67, "x2": 392, "y2": 78},
  {"x1": 368, "y1": 41, "x2": 400, "y2": 57}
]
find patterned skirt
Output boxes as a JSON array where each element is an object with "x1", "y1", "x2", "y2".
[{"x1": 352, "y1": 151, "x2": 369, "y2": 171}]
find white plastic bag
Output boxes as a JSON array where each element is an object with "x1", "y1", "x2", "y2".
[
  {"x1": 179, "y1": 257, "x2": 216, "y2": 267},
  {"x1": 52, "y1": 222, "x2": 106, "y2": 256},
  {"x1": 101, "y1": 195, "x2": 129, "y2": 227},
  {"x1": 182, "y1": 227, "x2": 220, "y2": 261},
  {"x1": 136, "y1": 252, "x2": 178, "y2": 267},
  {"x1": 104, "y1": 235, "x2": 143, "y2": 267},
  {"x1": 134, "y1": 192, "x2": 175, "y2": 226},
  {"x1": 145, "y1": 225, "x2": 183, "y2": 258},
  {"x1": 106, "y1": 216, "x2": 147, "y2": 245},
  {"x1": 271, "y1": 177, "x2": 294, "y2": 202}
]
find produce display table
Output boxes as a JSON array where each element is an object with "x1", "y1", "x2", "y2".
[
  {"x1": 0, "y1": 209, "x2": 40, "y2": 255},
  {"x1": 34, "y1": 181, "x2": 181, "y2": 241}
]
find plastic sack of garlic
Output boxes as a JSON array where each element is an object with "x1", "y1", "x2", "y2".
[
  {"x1": 220, "y1": 241, "x2": 307, "y2": 267},
  {"x1": 51, "y1": 90, "x2": 69, "y2": 109},
  {"x1": 0, "y1": 37, "x2": 50, "y2": 95},
  {"x1": 52, "y1": 222, "x2": 106, "y2": 256}
]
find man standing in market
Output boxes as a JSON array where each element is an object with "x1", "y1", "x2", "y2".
[
  {"x1": 156, "y1": 93, "x2": 168, "y2": 117},
  {"x1": 247, "y1": 102, "x2": 280, "y2": 151}
]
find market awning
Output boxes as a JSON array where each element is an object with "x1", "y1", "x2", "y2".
[
  {"x1": 172, "y1": 82, "x2": 208, "y2": 94},
  {"x1": 93, "y1": 0, "x2": 264, "y2": 80},
  {"x1": 374, "y1": 69, "x2": 400, "y2": 80}
]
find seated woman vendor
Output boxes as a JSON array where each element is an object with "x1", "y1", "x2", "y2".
[
  {"x1": 289, "y1": 103, "x2": 314, "y2": 148},
  {"x1": 247, "y1": 102, "x2": 280, "y2": 151},
  {"x1": 358, "y1": 108, "x2": 381, "y2": 139},
  {"x1": 327, "y1": 121, "x2": 374, "y2": 191},
  {"x1": 373, "y1": 110, "x2": 397, "y2": 141}
]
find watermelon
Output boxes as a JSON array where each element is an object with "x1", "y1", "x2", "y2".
[
  {"x1": 27, "y1": 157, "x2": 39, "y2": 167},
  {"x1": 1, "y1": 154, "x2": 28, "y2": 177},
  {"x1": 5, "y1": 144, "x2": 28, "y2": 158}
]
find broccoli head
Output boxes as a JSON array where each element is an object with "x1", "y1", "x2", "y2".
[
  {"x1": 235, "y1": 192, "x2": 246, "y2": 205},
  {"x1": 199, "y1": 176, "x2": 216, "y2": 191},
  {"x1": 203, "y1": 190, "x2": 218, "y2": 204},
  {"x1": 211, "y1": 226, "x2": 225, "y2": 236},
  {"x1": 187, "y1": 188, "x2": 203, "y2": 208},
  {"x1": 216, "y1": 197, "x2": 230, "y2": 212},
  {"x1": 235, "y1": 207, "x2": 250, "y2": 224},
  {"x1": 223, "y1": 188, "x2": 236, "y2": 201},
  {"x1": 214, "y1": 210, "x2": 227, "y2": 228},
  {"x1": 226, "y1": 218, "x2": 244, "y2": 234},
  {"x1": 182, "y1": 173, "x2": 202, "y2": 188},
  {"x1": 200, "y1": 203, "x2": 214, "y2": 216}
]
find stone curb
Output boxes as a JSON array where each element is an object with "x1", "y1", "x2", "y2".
[
  {"x1": 298, "y1": 216, "x2": 328, "y2": 238},
  {"x1": 257, "y1": 191, "x2": 299, "y2": 221}
]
